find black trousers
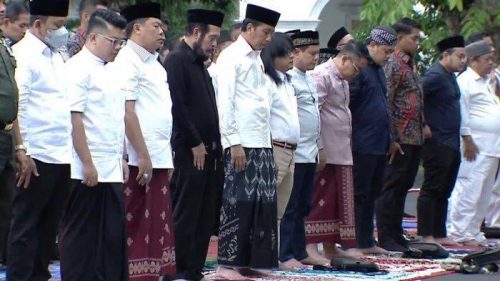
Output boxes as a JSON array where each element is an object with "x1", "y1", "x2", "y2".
[
  {"x1": 7, "y1": 159, "x2": 70, "y2": 281},
  {"x1": 60, "y1": 180, "x2": 128, "y2": 281},
  {"x1": 376, "y1": 144, "x2": 421, "y2": 246},
  {"x1": 279, "y1": 163, "x2": 316, "y2": 262},
  {"x1": 353, "y1": 152, "x2": 386, "y2": 248},
  {"x1": 417, "y1": 141, "x2": 460, "y2": 238},
  {"x1": 171, "y1": 147, "x2": 223, "y2": 280},
  {"x1": 0, "y1": 131, "x2": 14, "y2": 264}
]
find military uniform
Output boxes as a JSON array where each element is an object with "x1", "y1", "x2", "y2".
[{"x1": 0, "y1": 32, "x2": 18, "y2": 264}]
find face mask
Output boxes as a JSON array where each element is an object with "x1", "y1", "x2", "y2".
[{"x1": 45, "y1": 26, "x2": 69, "y2": 50}]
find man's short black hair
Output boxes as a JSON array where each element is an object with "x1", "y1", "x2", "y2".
[
  {"x1": 5, "y1": 0, "x2": 29, "y2": 21},
  {"x1": 392, "y1": 17, "x2": 421, "y2": 35},
  {"x1": 87, "y1": 8, "x2": 127, "y2": 36},
  {"x1": 241, "y1": 18, "x2": 262, "y2": 32},
  {"x1": 185, "y1": 22, "x2": 209, "y2": 36},
  {"x1": 29, "y1": 15, "x2": 47, "y2": 27},
  {"x1": 79, "y1": 0, "x2": 109, "y2": 16},
  {"x1": 338, "y1": 41, "x2": 370, "y2": 60},
  {"x1": 125, "y1": 18, "x2": 147, "y2": 39}
]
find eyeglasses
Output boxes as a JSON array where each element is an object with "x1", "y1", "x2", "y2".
[
  {"x1": 96, "y1": 33, "x2": 126, "y2": 48},
  {"x1": 351, "y1": 59, "x2": 359, "y2": 73}
]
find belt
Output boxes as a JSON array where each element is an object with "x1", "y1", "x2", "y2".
[
  {"x1": 272, "y1": 141, "x2": 297, "y2": 150},
  {"x1": 0, "y1": 121, "x2": 13, "y2": 131}
]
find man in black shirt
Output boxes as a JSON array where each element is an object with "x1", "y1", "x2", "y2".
[{"x1": 164, "y1": 8, "x2": 224, "y2": 281}]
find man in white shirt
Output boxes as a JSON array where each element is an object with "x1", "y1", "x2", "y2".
[
  {"x1": 280, "y1": 30, "x2": 323, "y2": 268},
  {"x1": 7, "y1": 1, "x2": 71, "y2": 280},
  {"x1": 59, "y1": 9, "x2": 128, "y2": 281},
  {"x1": 112, "y1": 3, "x2": 175, "y2": 280},
  {"x1": 214, "y1": 4, "x2": 280, "y2": 280},
  {"x1": 448, "y1": 40, "x2": 498, "y2": 246},
  {"x1": 261, "y1": 32, "x2": 300, "y2": 267}
]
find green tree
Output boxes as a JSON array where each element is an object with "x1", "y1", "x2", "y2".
[
  {"x1": 109, "y1": 0, "x2": 238, "y2": 38},
  {"x1": 357, "y1": 0, "x2": 499, "y2": 70}
]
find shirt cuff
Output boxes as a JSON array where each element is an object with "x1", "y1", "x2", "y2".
[
  {"x1": 460, "y1": 127, "x2": 471, "y2": 136},
  {"x1": 225, "y1": 133, "x2": 241, "y2": 147}
]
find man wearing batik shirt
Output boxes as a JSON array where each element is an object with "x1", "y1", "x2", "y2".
[
  {"x1": 112, "y1": 3, "x2": 175, "y2": 280},
  {"x1": 349, "y1": 26, "x2": 397, "y2": 255},
  {"x1": 375, "y1": 18, "x2": 430, "y2": 253},
  {"x1": 214, "y1": 4, "x2": 280, "y2": 280}
]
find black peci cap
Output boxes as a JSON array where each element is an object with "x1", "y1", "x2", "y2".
[
  {"x1": 187, "y1": 9, "x2": 225, "y2": 27},
  {"x1": 121, "y1": 2, "x2": 162, "y2": 23},
  {"x1": 245, "y1": 4, "x2": 280, "y2": 27}
]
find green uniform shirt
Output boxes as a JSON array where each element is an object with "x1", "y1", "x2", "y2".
[{"x1": 0, "y1": 33, "x2": 18, "y2": 126}]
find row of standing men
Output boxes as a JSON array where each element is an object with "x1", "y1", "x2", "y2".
[{"x1": 0, "y1": 0, "x2": 500, "y2": 281}]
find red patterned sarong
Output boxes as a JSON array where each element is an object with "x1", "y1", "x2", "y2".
[
  {"x1": 125, "y1": 167, "x2": 176, "y2": 280},
  {"x1": 305, "y1": 164, "x2": 356, "y2": 247}
]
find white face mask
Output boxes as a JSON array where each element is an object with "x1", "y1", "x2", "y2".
[{"x1": 45, "y1": 26, "x2": 69, "y2": 50}]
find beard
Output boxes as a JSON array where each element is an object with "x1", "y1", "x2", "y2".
[{"x1": 193, "y1": 36, "x2": 210, "y2": 62}]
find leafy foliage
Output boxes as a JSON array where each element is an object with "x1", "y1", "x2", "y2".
[
  {"x1": 356, "y1": 0, "x2": 499, "y2": 71},
  {"x1": 108, "y1": 0, "x2": 238, "y2": 39}
]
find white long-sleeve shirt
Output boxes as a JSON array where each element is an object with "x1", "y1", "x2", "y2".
[
  {"x1": 458, "y1": 67, "x2": 500, "y2": 157},
  {"x1": 269, "y1": 72, "x2": 300, "y2": 144},
  {"x1": 67, "y1": 47, "x2": 126, "y2": 183},
  {"x1": 111, "y1": 40, "x2": 173, "y2": 169},
  {"x1": 215, "y1": 36, "x2": 272, "y2": 149},
  {"x1": 13, "y1": 31, "x2": 71, "y2": 164}
]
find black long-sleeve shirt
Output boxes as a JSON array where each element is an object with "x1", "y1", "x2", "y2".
[{"x1": 165, "y1": 41, "x2": 221, "y2": 154}]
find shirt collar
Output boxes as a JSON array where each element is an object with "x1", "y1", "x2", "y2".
[
  {"x1": 81, "y1": 46, "x2": 106, "y2": 66},
  {"x1": 329, "y1": 59, "x2": 344, "y2": 80},
  {"x1": 179, "y1": 40, "x2": 203, "y2": 63},
  {"x1": 467, "y1": 67, "x2": 487, "y2": 82},
  {"x1": 24, "y1": 31, "x2": 52, "y2": 57},
  {"x1": 394, "y1": 48, "x2": 413, "y2": 66},
  {"x1": 234, "y1": 35, "x2": 260, "y2": 58},
  {"x1": 126, "y1": 39, "x2": 159, "y2": 63},
  {"x1": 292, "y1": 66, "x2": 306, "y2": 77}
]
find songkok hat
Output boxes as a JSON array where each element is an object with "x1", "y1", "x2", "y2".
[
  {"x1": 369, "y1": 26, "x2": 397, "y2": 46},
  {"x1": 284, "y1": 29, "x2": 300, "y2": 36},
  {"x1": 29, "y1": 0, "x2": 69, "y2": 17},
  {"x1": 245, "y1": 4, "x2": 280, "y2": 27},
  {"x1": 187, "y1": 9, "x2": 224, "y2": 27},
  {"x1": 121, "y1": 2, "x2": 161, "y2": 23},
  {"x1": 319, "y1": 48, "x2": 337, "y2": 60},
  {"x1": 437, "y1": 36, "x2": 465, "y2": 53},
  {"x1": 466, "y1": 40, "x2": 493, "y2": 58},
  {"x1": 291, "y1": 30, "x2": 319, "y2": 48},
  {"x1": 327, "y1": 26, "x2": 349, "y2": 49}
]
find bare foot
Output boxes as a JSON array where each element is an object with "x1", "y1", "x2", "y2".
[
  {"x1": 434, "y1": 237, "x2": 459, "y2": 246},
  {"x1": 300, "y1": 255, "x2": 330, "y2": 266},
  {"x1": 421, "y1": 236, "x2": 436, "y2": 243},
  {"x1": 330, "y1": 246, "x2": 364, "y2": 258},
  {"x1": 358, "y1": 246, "x2": 389, "y2": 255},
  {"x1": 461, "y1": 240, "x2": 488, "y2": 247},
  {"x1": 237, "y1": 268, "x2": 271, "y2": 277},
  {"x1": 279, "y1": 258, "x2": 307, "y2": 270},
  {"x1": 322, "y1": 242, "x2": 337, "y2": 260},
  {"x1": 306, "y1": 243, "x2": 325, "y2": 261},
  {"x1": 215, "y1": 266, "x2": 249, "y2": 280}
]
